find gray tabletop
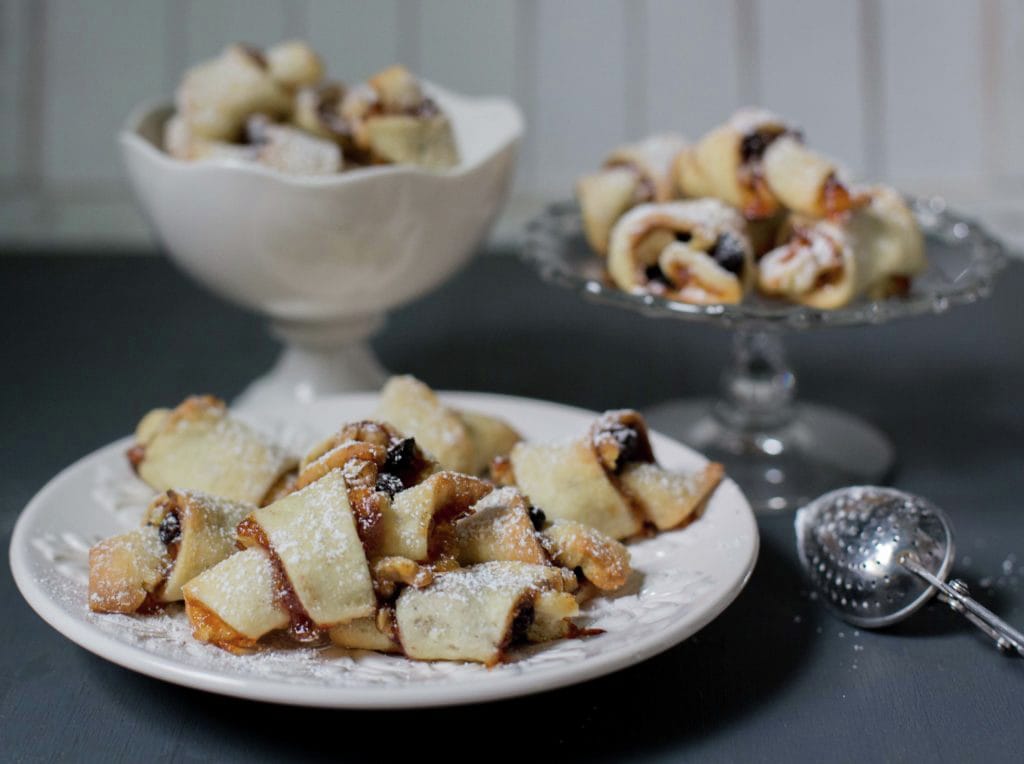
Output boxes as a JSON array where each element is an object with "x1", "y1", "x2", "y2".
[{"x1": 2, "y1": 252, "x2": 1022, "y2": 763}]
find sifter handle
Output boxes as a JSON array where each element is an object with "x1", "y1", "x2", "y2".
[{"x1": 901, "y1": 554, "x2": 1024, "y2": 656}]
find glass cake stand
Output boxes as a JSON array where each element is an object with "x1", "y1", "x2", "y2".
[{"x1": 521, "y1": 198, "x2": 1009, "y2": 512}]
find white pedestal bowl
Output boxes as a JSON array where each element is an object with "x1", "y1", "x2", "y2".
[{"x1": 121, "y1": 84, "x2": 522, "y2": 413}]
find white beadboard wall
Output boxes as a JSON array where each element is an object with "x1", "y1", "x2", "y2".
[{"x1": 1, "y1": 0, "x2": 1023, "y2": 251}]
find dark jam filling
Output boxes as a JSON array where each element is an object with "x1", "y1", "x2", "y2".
[
  {"x1": 384, "y1": 437, "x2": 416, "y2": 471},
  {"x1": 374, "y1": 472, "x2": 405, "y2": 497},
  {"x1": 606, "y1": 424, "x2": 641, "y2": 473},
  {"x1": 313, "y1": 84, "x2": 349, "y2": 133},
  {"x1": 739, "y1": 130, "x2": 773, "y2": 163},
  {"x1": 381, "y1": 436, "x2": 432, "y2": 490},
  {"x1": 509, "y1": 604, "x2": 536, "y2": 644},
  {"x1": 708, "y1": 232, "x2": 746, "y2": 276},
  {"x1": 411, "y1": 97, "x2": 442, "y2": 119},
  {"x1": 158, "y1": 511, "x2": 182, "y2": 545},
  {"x1": 643, "y1": 264, "x2": 672, "y2": 291},
  {"x1": 740, "y1": 127, "x2": 800, "y2": 163},
  {"x1": 236, "y1": 518, "x2": 323, "y2": 643},
  {"x1": 527, "y1": 506, "x2": 547, "y2": 531},
  {"x1": 126, "y1": 444, "x2": 146, "y2": 472},
  {"x1": 240, "y1": 44, "x2": 268, "y2": 69}
]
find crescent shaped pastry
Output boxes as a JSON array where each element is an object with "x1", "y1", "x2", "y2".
[
  {"x1": 676, "y1": 108, "x2": 791, "y2": 218},
  {"x1": 298, "y1": 420, "x2": 442, "y2": 555},
  {"x1": 376, "y1": 375, "x2": 521, "y2": 475},
  {"x1": 235, "y1": 470, "x2": 376, "y2": 633},
  {"x1": 142, "y1": 490, "x2": 254, "y2": 602},
  {"x1": 300, "y1": 419, "x2": 420, "y2": 474},
  {"x1": 341, "y1": 65, "x2": 458, "y2": 169},
  {"x1": 245, "y1": 115, "x2": 342, "y2": 175},
  {"x1": 762, "y1": 135, "x2": 863, "y2": 219},
  {"x1": 501, "y1": 410, "x2": 724, "y2": 539},
  {"x1": 607, "y1": 200, "x2": 755, "y2": 305},
  {"x1": 174, "y1": 44, "x2": 292, "y2": 142},
  {"x1": 577, "y1": 133, "x2": 689, "y2": 255},
  {"x1": 394, "y1": 561, "x2": 578, "y2": 665},
  {"x1": 454, "y1": 487, "x2": 633, "y2": 592},
  {"x1": 506, "y1": 437, "x2": 642, "y2": 540},
  {"x1": 88, "y1": 526, "x2": 168, "y2": 614},
  {"x1": 163, "y1": 115, "x2": 256, "y2": 163},
  {"x1": 455, "y1": 487, "x2": 550, "y2": 566},
  {"x1": 183, "y1": 547, "x2": 290, "y2": 654},
  {"x1": 757, "y1": 185, "x2": 925, "y2": 309},
  {"x1": 503, "y1": 410, "x2": 653, "y2": 539},
  {"x1": 528, "y1": 588, "x2": 585, "y2": 643},
  {"x1": 540, "y1": 520, "x2": 631, "y2": 592},
  {"x1": 606, "y1": 133, "x2": 689, "y2": 202},
  {"x1": 127, "y1": 396, "x2": 297, "y2": 507},
  {"x1": 293, "y1": 82, "x2": 355, "y2": 151},
  {"x1": 377, "y1": 471, "x2": 493, "y2": 562},
  {"x1": 618, "y1": 462, "x2": 724, "y2": 531},
  {"x1": 264, "y1": 40, "x2": 323, "y2": 89},
  {"x1": 88, "y1": 490, "x2": 254, "y2": 614}
]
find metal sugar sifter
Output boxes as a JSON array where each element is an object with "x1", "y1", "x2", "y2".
[{"x1": 795, "y1": 486, "x2": 1024, "y2": 655}]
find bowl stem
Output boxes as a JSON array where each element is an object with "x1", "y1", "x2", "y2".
[{"x1": 233, "y1": 315, "x2": 388, "y2": 414}]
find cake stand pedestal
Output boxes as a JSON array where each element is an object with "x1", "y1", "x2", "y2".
[{"x1": 646, "y1": 328, "x2": 892, "y2": 511}]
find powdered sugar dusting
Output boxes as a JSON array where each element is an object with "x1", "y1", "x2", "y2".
[
  {"x1": 760, "y1": 221, "x2": 848, "y2": 295},
  {"x1": 30, "y1": 510, "x2": 731, "y2": 687},
  {"x1": 17, "y1": 395, "x2": 755, "y2": 702}
]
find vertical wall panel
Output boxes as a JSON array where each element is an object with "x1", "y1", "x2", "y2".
[
  {"x1": 2, "y1": 1, "x2": 1021, "y2": 249},
  {"x1": 644, "y1": 0, "x2": 741, "y2": 139},
  {"x1": 184, "y1": 0, "x2": 289, "y2": 64},
  {"x1": 880, "y1": 0, "x2": 984, "y2": 181},
  {"x1": 533, "y1": 0, "x2": 629, "y2": 195},
  {"x1": 417, "y1": 0, "x2": 516, "y2": 98},
  {"x1": 757, "y1": 0, "x2": 866, "y2": 175},
  {"x1": 0, "y1": 0, "x2": 32, "y2": 182},
  {"x1": 42, "y1": 0, "x2": 168, "y2": 184},
  {"x1": 990, "y1": 0, "x2": 1024, "y2": 183},
  {"x1": 304, "y1": 0, "x2": 400, "y2": 83}
]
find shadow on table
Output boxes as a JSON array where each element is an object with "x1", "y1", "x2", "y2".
[{"x1": 86, "y1": 532, "x2": 816, "y2": 762}]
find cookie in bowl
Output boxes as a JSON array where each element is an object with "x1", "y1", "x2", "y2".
[{"x1": 163, "y1": 41, "x2": 457, "y2": 174}]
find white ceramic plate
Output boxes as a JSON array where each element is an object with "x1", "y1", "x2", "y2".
[{"x1": 10, "y1": 392, "x2": 758, "y2": 709}]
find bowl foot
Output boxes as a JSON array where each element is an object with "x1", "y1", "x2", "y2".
[
  {"x1": 234, "y1": 341, "x2": 387, "y2": 414},
  {"x1": 645, "y1": 399, "x2": 894, "y2": 513}
]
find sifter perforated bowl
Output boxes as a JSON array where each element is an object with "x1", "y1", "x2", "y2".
[{"x1": 796, "y1": 486, "x2": 1024, "y2": 654}]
